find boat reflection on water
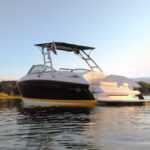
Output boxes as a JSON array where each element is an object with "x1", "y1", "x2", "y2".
[
  {"x1": 17, "y1": 99, "x2": 142, "y2": 150},
  {"x1": 1, "y1": 98, "x2": 149, "y2": 150},
  {"x1": 0, "y1": 98, "x2": 98, "y2": 150},
  {"x1": 19, "y1": 102, "x2": 94, "y2": 116},
  {"x1": 17, "y1": 101, "x2": 96, "y2": 150}
]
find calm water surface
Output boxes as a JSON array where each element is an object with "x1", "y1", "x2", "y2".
[{"x1": 0, "y1": 97, "x2": 150, "y2": 150}]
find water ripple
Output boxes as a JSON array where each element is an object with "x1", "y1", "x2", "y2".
[{"x1": 1, "y1": 98, "x2": 150, "y2": 149}]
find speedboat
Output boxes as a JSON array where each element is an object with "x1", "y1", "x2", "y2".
[{"x1": 17, "y1": 42, "x2": 141, "y2": 106}]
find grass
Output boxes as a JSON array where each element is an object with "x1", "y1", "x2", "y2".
[{"x1": 0, "y1": 93, "x2": 21, "y2": 99}]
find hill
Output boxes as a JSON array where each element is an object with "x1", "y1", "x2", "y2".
[
  {"x1": 102, "y1": 75, "x2": 140, "y2": 89},
  {"x1": 131, "y1": 77, "x2": 150, "y2": 83}
]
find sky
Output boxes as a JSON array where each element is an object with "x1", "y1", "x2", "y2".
[{"x1": 0, "y1": 0, "x2": 150, "y2": 80}]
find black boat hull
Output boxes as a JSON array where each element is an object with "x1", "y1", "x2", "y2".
[{"x1": 17, "y1": 80, "x2": 95, "y2": 101}]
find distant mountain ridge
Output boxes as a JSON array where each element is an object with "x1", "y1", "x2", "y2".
[
  {"x1": 102, "y1": 75, "x2": 140, "y2": 89},
  {"x1": 131, "y1": 77, "x2": 150, "y2": 83}
]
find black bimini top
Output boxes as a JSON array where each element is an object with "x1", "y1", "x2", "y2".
[{"x1": 35, "y1": 42, "x2": 95, "y2": 52}]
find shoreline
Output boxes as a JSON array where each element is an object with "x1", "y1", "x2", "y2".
[{"x1": 0, "y1": 96, "x2": 22, "y2": 99}]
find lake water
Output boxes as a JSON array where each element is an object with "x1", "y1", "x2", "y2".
[{"x1": 0, "y1": 97, "x2": 150, "y2": 150}]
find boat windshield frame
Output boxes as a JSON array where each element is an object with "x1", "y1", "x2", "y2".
[
  {"x1": 59, "y1": 68, "x2": 90, "y2": 73},
  {"x1": 27, "y1": 65, "x2": 55, "y2": 75}
]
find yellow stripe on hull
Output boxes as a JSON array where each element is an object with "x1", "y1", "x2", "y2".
[{"x1": 23, "y1": 97, "x2": 96, "y2": 104}]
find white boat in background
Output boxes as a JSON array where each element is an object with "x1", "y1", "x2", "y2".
[{"x1": 17, "y1": 42, "x2": 142, "y2": 107}]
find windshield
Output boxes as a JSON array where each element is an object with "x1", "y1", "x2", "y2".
[
  {"x1": 59, "y1": 68, "x2": 72, "y2": 72},
  {"x1": 59, "y1": 68, "x2": 90, "y2": 73},
  {"x1": 72, "y1": 69, "x2": 90, "y2": 73},
  {"x1": 28, "y1": 65, "x2": 53, "y2": 74}
]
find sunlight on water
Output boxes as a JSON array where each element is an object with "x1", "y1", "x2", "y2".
[{"x1": 0, "y1": 98, "x2": 150, "y2": 150}]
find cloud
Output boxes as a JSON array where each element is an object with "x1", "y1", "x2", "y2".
[{"x1": 0, "y1": 74, "x2": 19, "y2": 81}]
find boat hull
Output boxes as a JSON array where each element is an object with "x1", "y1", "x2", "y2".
[
  {"x1": 17, "y1": 80, "x2": 95, "y2": 106},
  {"x1": 22, "y1": 98, "x2": 96, "y2": 107}
]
